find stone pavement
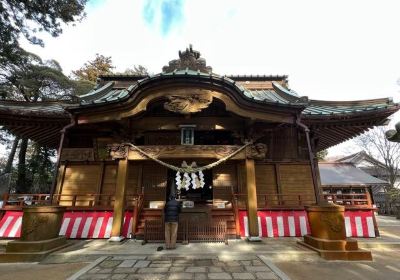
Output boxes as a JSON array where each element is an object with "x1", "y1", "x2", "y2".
[{"x1": 72, "y1": 255, "x2": 282, "y2": 280}]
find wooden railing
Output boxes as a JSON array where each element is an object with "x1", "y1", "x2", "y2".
[
  {"x1": 132, "y1": 194, "x2": 144, "y2": 235},
  {"x1": 322, "y1": 193, "x2": 372, "y2": 208},
  {"x1": 1, "y1": 193, "x2": 144, "y2": 210},
  {"x1": 233, "y1": 193, "x2": 316, "y2": 209},
  {"x1": 232, "y1": 192, "x2": 373, "y2": 209},
  {"x1": 142, "y1": 219, "x2": 228, "y2": 244},
  {"x1": 231, "y1": 195, "x2": 241, "y2": 238}
]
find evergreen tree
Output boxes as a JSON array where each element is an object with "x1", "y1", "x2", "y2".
[
  {"x1": 27, "y1": 143, "x2": 55, "y2": 193},
  {"x1": 0, "y1": 0, "x2": 87, "y2": 64},
  {"x1": 0, "y1": 51, "x2": 87, "y2": 193},
  {"x1": 316, "y1": 150, "x2": 328, "y2": 161}
]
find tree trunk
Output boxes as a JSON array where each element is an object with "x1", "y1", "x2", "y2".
[
  {"x1": 2, "y1": 137, "x2": 20, "y2": 175},
  {"x1": 16, "y1": 138, "x2": 28, "y2": 193}
]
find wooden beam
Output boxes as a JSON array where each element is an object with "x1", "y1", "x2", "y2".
[
  {"x1": 245, "y1": 158, "x2": 259, "y2": 239},
  {"x1": 132, "y1": 163, "x2": 143, "y2": 234},
  {"x1": 275, "y1": 163, "x2": 282, "y2": 196},
  {"x1": 54, "y1": 163, "x2": 67, "y2": 197},
  {"x1": 130, "y1": 116, "x2": 245, "y2": 131},
  {"x1": 137, "y1": 163, "x2": 143, "y2": 194},
  {"x1": 110, "y1": 158, "x2": 129, "y2": 240},
  {"x1": 111, "y1": 145, "x2": 247, "y2": 160},
  {"x1": 95, "y1": 162, "x2": 106, "y2": 205},
  {"x1": 27, "y1": 126, "x2": 60, "y2": 140}
]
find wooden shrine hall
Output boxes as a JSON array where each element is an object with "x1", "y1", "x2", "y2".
[{"x1": 0, "y1": 46, "x2": 398, "y2": 242}]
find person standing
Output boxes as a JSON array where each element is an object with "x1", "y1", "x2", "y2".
[{"x1": 164, "y1": 195, "x2": 181, "y2": 249}]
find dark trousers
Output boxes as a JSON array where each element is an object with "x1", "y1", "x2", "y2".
[{"x1": 165, "y1": 222, "x2": 178, "y2": 249}]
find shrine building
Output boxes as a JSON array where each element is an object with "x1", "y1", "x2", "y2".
[{"x1": 0, "y1": 46, "x2": 398, "y2": 242}]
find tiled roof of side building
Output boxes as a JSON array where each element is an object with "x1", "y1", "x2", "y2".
[{"x1": 0, "y1": 100, "x2": 69, "y2": 117}]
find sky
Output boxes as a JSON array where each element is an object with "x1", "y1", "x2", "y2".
[{"x1": 20, "y1": 0, "x2": 400, "y2": 157}]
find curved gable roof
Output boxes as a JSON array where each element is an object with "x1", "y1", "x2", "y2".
[
  {"x1": 73, "y1": 70, "x2": 398, "y2": 119},
  {"x1": 74, "y1": 70, "x2": 307, "y2": 109}
]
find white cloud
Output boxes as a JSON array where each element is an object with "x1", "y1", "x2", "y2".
[{"x1": 19, "y1": 0, "x2": 400, "y2": 155}]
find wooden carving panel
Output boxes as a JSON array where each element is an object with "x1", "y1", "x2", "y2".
[
  {"x1": 61, "y1": 148, "x2": 94, "y2": 161},
  {"x1": 123, "y1": 145, "x2": 246, "y2": 160},
  {"x1": 164, "y1": 90, "x2": 213, "y2": 114}
]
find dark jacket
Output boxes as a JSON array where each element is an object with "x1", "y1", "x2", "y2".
[{"x1": 164, "y1": 199, "x2": 181, "y2": 222}]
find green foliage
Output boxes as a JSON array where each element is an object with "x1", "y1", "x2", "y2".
[
  {"x1": 72, "y1": 54, "x2": 150, "y2": 83},
  {"x1": 0, "y1": 50, "x2": 83, "y2": 193},
  {"x1": 27, "y1": 143, "x2": 55, "y2": 193},
  {"x1": 72, "y1": 79, "x2": 96, "y2": 96},
  {"x1": 0, "y1": 0, "x2": 87, "y2": 64},
  {"x1": 121, "y1": 65, "x2": 149, "y2": 75},
  {"x1": 387, "y1": 187, "x2": 400, "y2": 201},
  {"x1": 0, "y1": 50, "x2": 79, "y2": 101},
  {"x1": 72, "y1": 54, "x2": 114, "y2": 83},
  {"x1": 316, "y1": 150, "x2": 328, "y2": 161}
]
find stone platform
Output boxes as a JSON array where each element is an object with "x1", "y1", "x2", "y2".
[
  {"x1": 298, "y1": 235, "x2": 372, "y2": 261},
  {"x1": 0, "y1": 236, "x2": 70, "y2": 263}
]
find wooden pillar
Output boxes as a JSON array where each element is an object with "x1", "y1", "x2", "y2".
[
  {"x1": 245, "y1": 158, "x2": 260, "y2": 240},
  {"x1": 110, "y1": 158, "x2": 129, "y2": 241}
]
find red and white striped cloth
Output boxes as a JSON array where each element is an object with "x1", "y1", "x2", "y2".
[
  {"x1": 0, "y1": 211, "x2": 133, "y2": 239},
  {"x1": 240, "y1": 210, "x2": 376, "y2": 238},
  {"x1": 0, "y1": 209, "x2": 377, "y2": 239},
  {"x1": 239, "y1": 210, "x2": 310, "y2": 237},
  {"x1": 0, "y1": 211, "x2": 22, "y2": 238},
  {"x1": 344, "y1": 211, "x2": 375, "y2": 238}
]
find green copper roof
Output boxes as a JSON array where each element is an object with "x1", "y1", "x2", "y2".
[
  {"x1": 78, "y1": 70, "x2": 306, "y2": 108},
  {"x1": 304, "y1": 103, "x2": 391, "y2": 116},
  {"x1": 77, "y1": 69, "x2": 398, "y2": 117}
]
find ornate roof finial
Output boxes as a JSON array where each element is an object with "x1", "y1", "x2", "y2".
[{"x1": 162, "y1": 44, "x2": 212, "y2": 73}]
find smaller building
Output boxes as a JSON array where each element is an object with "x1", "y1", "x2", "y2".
[
  {"x1": 319, "y1": 162, "x2": 388, "y2": 210},
  {"x1": 335, "y1": 151, "x2": 400, "y2": 213},
  {"x1": 336, "y1": 151, "x2": 399, "y2": 187}
]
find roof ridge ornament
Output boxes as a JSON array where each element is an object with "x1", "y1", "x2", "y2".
[{"x1": 162, "y1": 44, "x2": 212, "y2": 73}]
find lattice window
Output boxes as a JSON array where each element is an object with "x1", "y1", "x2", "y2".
[{"x1": 180, "y1": 125, "x2": 195, "y2": 145}]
